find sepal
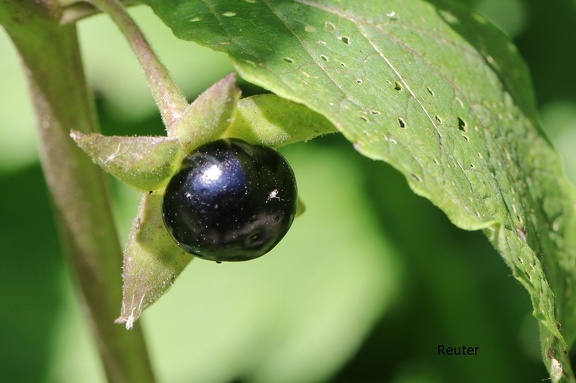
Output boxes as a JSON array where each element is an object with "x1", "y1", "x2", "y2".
[{"x1": 71, "y1": 131, "x2": 180, "y2": 191}]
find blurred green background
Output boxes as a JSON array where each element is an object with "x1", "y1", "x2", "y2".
[{"x1": 1, "y1": 0, "x2": 575, "y2": 382}]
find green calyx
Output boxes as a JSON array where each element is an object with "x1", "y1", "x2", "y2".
[
  {"x1": 71, "y1": 73, "x2": 335, "y2": 192},
  {"x1": 71, "y1": 72, "x2": 335, "y2": 328}
]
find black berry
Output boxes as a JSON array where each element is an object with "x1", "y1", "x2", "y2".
[{"x1": 162, "y1": 138, "x2": 297, "y2": 262}]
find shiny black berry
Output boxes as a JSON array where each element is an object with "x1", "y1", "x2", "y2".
[{"x1": 162, "y1": 138, "x2": 297, "y2": 262}]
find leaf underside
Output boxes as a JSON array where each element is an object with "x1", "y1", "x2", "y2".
[{"x1": 143, "y1": 0, "x2": 576, "y2": 380}]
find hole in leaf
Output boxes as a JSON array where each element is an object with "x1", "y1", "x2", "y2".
[
  {"x1": 411, "y1": 174, "x2": 422, "y2": 182},
  {"x1": 282, "y1": 57, "x2": 294, "y2": 64},
  {"x1": 458, "y1": 117, "x2": 467, "y2": 131},
  {"x1": 320, "y1": 55, "x2": 328, "y2": 62},
  {"x1": 398, "y1": 118, "x2": 406, "y2": 128},
  {"x1": 360, "y1": 116, "x2": 369, "y2": 122},
  {"x1": 434, "y1": 115, "x2": 442, "y2": 124},
  {"x1": 356, "y1": 79, "x2": 363, "y2": 84},
  {"x1": 371, "y1": 110, "x2": 381, "y2": 115},
  {"x1": 339, "y1": 36, "x2": 350, "y2": 44},
  {"x1": 394, "y1": 81, "x2": 402, "y2": 91},
  {"x1": 427, "y1": 87, "x2": 434, "y2": 96},
  {"x1": 340, "y1": 62, "x2": 346, "y2": 67},
  {"x1": 462, "y1": 134, "x2": 470, "y2": 141}
]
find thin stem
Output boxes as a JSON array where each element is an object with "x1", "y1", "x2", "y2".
[
  {"x1": 87, "y1": 0, "x2": 189, "y2": 128},
  {"x1": 0, "y1": 1, "x2": 156, "y2": 382}
]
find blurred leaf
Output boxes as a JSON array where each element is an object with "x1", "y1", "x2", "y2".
[
  {"x1": 145, "y1": 0, "x2": 576, "y2": 380},
  {"x1": 0, "y1": 165, "x2": 64, "y2": 382},
  {"x1": 540, "y1": 101, "x2": 576, "y2": 184},
  {"x1": 0, "y1": 30, "x2": 38, "y2": 172},
  {"x1": 474, "y1": 0, "x2": 527, "y2": 38}
]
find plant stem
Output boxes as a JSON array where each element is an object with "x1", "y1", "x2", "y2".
[
  {"x1": 0, "y1": 1, "x2": 156, "y2": 382},
  {"x1": 87, "y1": 0, "x2": 189, "y2": 128}
]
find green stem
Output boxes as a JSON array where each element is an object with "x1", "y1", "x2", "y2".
[
  {"x1": 0, "y1": 2, "x2": 156, "y2": 382},
  {"x1": 86, "y1": 0, "x2": 188, "y2": 128}
]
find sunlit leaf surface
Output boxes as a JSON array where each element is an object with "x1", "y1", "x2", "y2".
[{"x1": 144, "y1": 0, "x2": 576, "y2": 380}]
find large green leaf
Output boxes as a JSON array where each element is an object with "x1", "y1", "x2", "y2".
[{"x1": 144, "y1": 0, "x2": 576, "y2": 380}]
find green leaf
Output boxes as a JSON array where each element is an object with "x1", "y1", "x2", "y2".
[
  {"x1": 146, "y1": 0, "x2": 576, "y2": 380},
  {"x1": 70, "y1": 131, "x2": 180, "y2": 191}
]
